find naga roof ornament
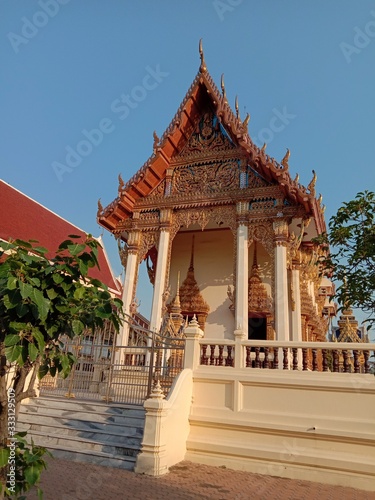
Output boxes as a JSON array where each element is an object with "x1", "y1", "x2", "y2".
[
  {"x1": 281, "y1": 148, "x2": 290, "y2": 170},
  {"x1": 221, "y1": 74, "x2": 227, "y2": 103}
]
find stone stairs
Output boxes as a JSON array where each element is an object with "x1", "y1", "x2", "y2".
[{"x1": 16, "y1": 396, "x2": 145, "y2": 470}]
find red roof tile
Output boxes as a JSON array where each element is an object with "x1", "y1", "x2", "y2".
[{"x1": 0, "y1": 180, "x2": 122, "y2": 297}]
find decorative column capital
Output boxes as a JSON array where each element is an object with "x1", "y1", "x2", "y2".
[
  {"x1": 127, "y1": 230, "x2": 141, "y2": 252},
  {"x1": 159, "y1": 208, "x2": 172, "y2": 230},
  {"x1": 236, "y1": 201, "x2": 248, "y2": 224},
  {"x1": 273, "y1": 219, "x2": 289, "y2": 247}
]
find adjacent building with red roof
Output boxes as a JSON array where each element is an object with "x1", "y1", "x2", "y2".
[{"x1": 0, "y1": 179, "x2": 122, "y2": 297}]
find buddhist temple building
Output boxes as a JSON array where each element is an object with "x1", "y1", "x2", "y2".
[{"x1": 97, "y1": 42, "x2": 336, "y2": 346}]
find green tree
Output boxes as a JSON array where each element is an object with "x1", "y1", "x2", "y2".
[
  {"x1": 0, "y1": 236, "x2": 123, "y2": 498},
  {"x1": 318, "y1": 191, "x2": 375, "y2": 328}
]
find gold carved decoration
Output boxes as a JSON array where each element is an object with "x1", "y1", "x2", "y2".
[
  {"x1": 179, "y1": 236, "x2": 209, "y2": 330},
  {"x1": 248, "y1": 243, "x2": 272, "y2": 314},
  {"x1": 138, "y1": 232, "x2": 159, "y2": 262},
  {"x1": 179, "y1": 111, "x2": 235, "y2": 156},
  {"x1": 172, "y1": 160, "x2": 240, "y2": 195},
  {"x1": 149, "y1": 179, "x2": 166, "y2": 198},
  {"x1": 248, "y1": 222, "x2": 275, "y2": 259}
]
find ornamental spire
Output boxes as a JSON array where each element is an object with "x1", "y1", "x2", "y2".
[{"x1": 199, "y1": 39, "x2": 207, "y2": 73}]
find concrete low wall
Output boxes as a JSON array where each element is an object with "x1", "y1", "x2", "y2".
[
  {"x1": 186, "y1": 367, "x2": 375, "y2": 491},
  {"x1": 135, "y1": 369, "x2": 193, "y2": 476}
]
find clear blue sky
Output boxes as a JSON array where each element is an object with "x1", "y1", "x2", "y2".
[{"x1": 1, "y1": 1, "x2": 374, "y2": 329}]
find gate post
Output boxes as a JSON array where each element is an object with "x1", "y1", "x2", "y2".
[
  {"x1": 134, "y1": 381, "x2": 169, "y2": 476},
  {"x1": 183, "y1": 316, "x2": 203, "y2": 370}
]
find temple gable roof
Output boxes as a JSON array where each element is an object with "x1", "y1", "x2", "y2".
[{"x1": 98, "y1": 43, "x2": 326, "y2": 236}]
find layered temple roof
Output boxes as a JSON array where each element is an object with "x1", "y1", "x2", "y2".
[
  {"x1": 98, "y1": 42, "x2": 326, "y2": 237},
  {"x1": 0, "y1": 180, "x2": 122, "y2": 297}
]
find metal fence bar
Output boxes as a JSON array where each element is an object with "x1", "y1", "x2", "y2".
[{"x1": 39, "y1": 319, "x2": 185, "y2": 405}]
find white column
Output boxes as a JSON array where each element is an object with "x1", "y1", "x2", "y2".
[
  {"x1": 290, "y1": 265, "x2": 302, "y2": 342},
  {"x1": 274, "y1": 220, "x2": 290, "y2": 342},
  {"x1": 235, "y1": 202, "x2": 248, "y2": 338},
  {"x1": 120, "y1": 250, "x2": 139, "y2": 346},
  {"x1": 149, "y1": 210, "x2": 171, "y2": 334}
]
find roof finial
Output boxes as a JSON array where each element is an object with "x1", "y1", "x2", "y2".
[
  {"x1": 252, "y1": 242, "x2": 258, "y2": 268},
  {"x1": 221, "y1": 74, "x2": 227, "y2": 102},
  {"x1": 318, "y1": 193, "x2": 323, "y2": 205},
  {"x1": 189, "y1": 235, "x2": 195, "y2": 271},
  {"x1": 294, "y1": 173, "x2": 299, "y2": 184},
  {"x1": 261, "y1": 142, "x2": 267, "y2": 152},
  {"x1": 199, "y1": 39, "x2": 207, "y2": 73},
  {"x1": 235, "y1": 95, "x2": 240, "y2": 119},
  {"x1": 243, "y1": 113, "x2": 250, "y2": 128},
  {"x1": 281, "y1": 148, "x2": 290, "y2": 170}
]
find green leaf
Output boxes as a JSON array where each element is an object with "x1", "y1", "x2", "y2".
[
  {"x1": 9, "y1": 321, "x2": 28, "y2": 332},
  {"x1": 0, "y1": 447, "x2": 10, "y2": 467},
  {"x1": 52, "y1": 273, "x2": 64, "y2": 284},
  {"x1": 67, "y1": 243, "x2": 86, "y2": 256},
  {"x1": 4, "y1": 334, "x2": 21, "y2": 347},
  {"x1": 16, "y1": 301, "x2": 29, "y2": 318},
  {"x1": 19, "y1": 281, "x2": 34, "y2": 300},
  {"x1": 72, "y1": 319, "x2": 84, "y2": 335},
  {"x1": 33, "y1": 246, "x2": 48, "y2": 255},
  {"x1": 29, "y1": 277, "x2": 41, "y2": 287},
  {"x1": 32, "y1": 328, "x2": 46, "y2": 352},
  {"x1": 5, "y1": 344, "x2": 22, "y2": 362},
  {"x1": 29, "y1": 288, "x2": 50, "y2": 321},
  {"x1": 7, "y1": 276, "x2": 18, "y2": 290},
  {"x1": 37, "y1": 487, "x2": 44, "y2": 500},
  {"x1": 73, "y1": 287, "x2": 86, "y2": 300},
  {"x1": 79, "y1": 258, "x2": 89, "y2": 276},
  {"x1": 24, "y1": 464, "x2": 42, "y2": 486},
  {"x1": 28, "y1": 343, "x2": 39, "y2": 361},
  {"x1": 46, "y1": 288, "x2": 58, "y2": 300},
  {"x1": 3, "y1": 289, "x2": 21, "y2": 309},
  {"x1": 38, "y1": 363, "x2": 49, "y2": 379}
]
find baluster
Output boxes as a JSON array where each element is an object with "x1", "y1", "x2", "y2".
[
  {"x1": 364, "y1": 351, "x2": 370, "y2": 374},
  {"x1": 283, "y1": 348, "x2": 289, "y2": 370},
  {"x1": 292, "y1": 348, "x2": 298, "y2": 370},
  {"x1": 209, "y1": 345, "x2": 216, "y2": 365},
  {"x1": 201, "y1": 344, "x2": 208, "y2": 365},
  {"x1": 218, "y1": 345, "x2": 224, "y2": 366},
  {"x1": 333, "y1": 350, "x2": 339, "y2": 373},
  {"x1": 246, "y1": 346, "x2": 251, "y2": 367},
  {"x1": 343, "y1": 350, "x2": 350, "y2": 373},
  {"x1": 226, "y1": 346, "x2": 234, "y2": 366},
  {"x1": 312, "y1": 349, "x2": 318, "y2": 371},
  {"x1": 255, "y1": 347, "x2": 261, "y2": 368},
  {"x1": 322, "y1": 349, "x2": 328, "y2": 372},
  {"x1": 264, "y1": 347, "x2": 269, "y2": 369},
  {"x1": 353, "y1": 350, "x2": 360, "y2": 373},
  {"x1": 302, "y1": 348, "x2": 308, "y2": 371},
  {"x1": 273, "y1": 348, "x2": 279, "y2": 369}
]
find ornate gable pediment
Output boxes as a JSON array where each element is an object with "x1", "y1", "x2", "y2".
[{"x1": 175, "y1": 111, "x2": 236, "y2": 159}]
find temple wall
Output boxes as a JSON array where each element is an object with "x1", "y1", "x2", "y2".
[{"x1": 170, "y1": 229, "x2": 234, "y2": 339}]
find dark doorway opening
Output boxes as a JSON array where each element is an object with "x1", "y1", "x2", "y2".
[{"x1": 248, "y1": 316, "x2": 267, "y2": 341}]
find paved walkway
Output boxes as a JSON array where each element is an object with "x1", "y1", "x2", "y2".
[{"x1": 27, "y1": 458, "x2": 375, "y2": 500}]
